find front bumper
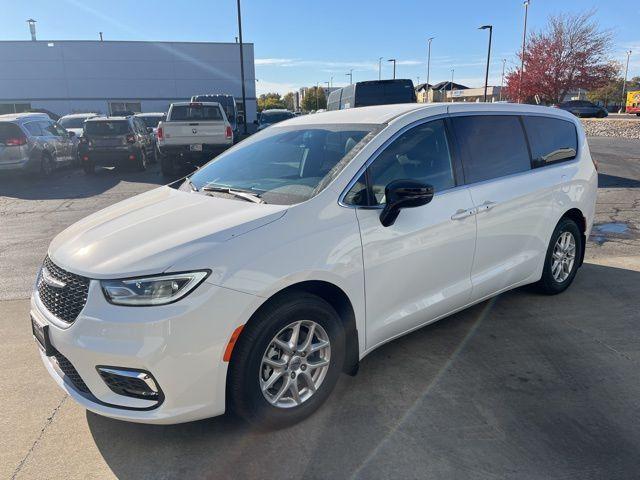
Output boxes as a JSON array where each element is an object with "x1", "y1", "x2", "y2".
[{"x1": 31, "y1": 279, "x2": 259, "y2": 424}]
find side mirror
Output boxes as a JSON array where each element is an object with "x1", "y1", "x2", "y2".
[
  {"x1": 253, "y1": 119, "x2": 259, "y2": 125},
  {"x1": 379, "y1": 179, "x2": 434, "y2": 227},
  {"x1": 68, "y1": 131, "x2": 76, "y2": 137}
]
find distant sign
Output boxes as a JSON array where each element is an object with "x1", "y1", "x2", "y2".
[{"x1": 452, "y1": 90, "x2": 463, "y2": 97}]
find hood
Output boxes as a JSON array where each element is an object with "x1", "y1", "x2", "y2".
[{"x1": 49, "y1": 186, "x2": 287, "y2": 278}]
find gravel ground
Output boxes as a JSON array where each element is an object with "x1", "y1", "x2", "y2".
[{"x1": 582, "y1": 118, "x2": 640, "y2": 139}]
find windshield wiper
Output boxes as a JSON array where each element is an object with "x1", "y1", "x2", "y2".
[
  {"x1": 201, "y1": 185, "x2": 265, "y2": 204},
  {"x1": 184, "y1": 177, "x2": 198, "y2": 192}
]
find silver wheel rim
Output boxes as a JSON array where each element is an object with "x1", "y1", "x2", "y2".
[
  {"x1": 551, "y1": 231, "x2": 576, "y2": 283},
  {"x1": 260, "y1": 320, "x2": 331, "y2": 409}
]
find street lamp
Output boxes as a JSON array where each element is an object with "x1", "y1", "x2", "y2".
[
  {"x1": 450, "y1": 68, "x2": 454, "y2": 103},
  {"x1": 519, "y1": 0, "x2": 530, "y2": 103},
  {"x1": 621, "y1": 50, "x2": 632, "y2": 112},
  {"x1": 346, "y1": 70, "x2": 353, "y2": 84},
  {"x1": 479, "y1": 25, "x2": 493, "y2": 102},
  {"x1": 26, "y1": 19, "x2": 37, "y2": 41},
  {"x1": 378, "y1": 57, "x2": 383, "y2": 80},
  {"x1": 500, "y1": 58, "x2": 506, "y2": 101},
  {"x1": 388, "y1": 59, "x2": 397, "y2": 79},
  {"x1": 426, "y1": 37, "x2": 434, "y2": 103},
  {"x1": 236, "y1": 0, "x2": 248, "y2": 135}
]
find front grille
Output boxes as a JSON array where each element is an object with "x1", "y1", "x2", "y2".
[
  {"x1": 37, "y1": 256, "x2": 90, "y2": 323},
  {"x1": 53, "y1": 351, "x2": 91, "y2": 394}
]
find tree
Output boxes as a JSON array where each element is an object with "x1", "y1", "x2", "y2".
[
  {"x1": 588, "y1": 76, "x2": 640, "y2": 107},
  {"x1": 283, "y1": 92, "x2": 295, "y2": 111},
  {"x1": 257, "y1": 93, "x2": 286, "y2": 111},
  {"x1": 504, "y1": 11, "x2": 618, "y2": 104},
  {"x1": 301, "y1": 87, "x2": 326, "y2": 112}
]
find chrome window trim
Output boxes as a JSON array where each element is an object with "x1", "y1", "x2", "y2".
[{"x1": 338, "y1": 113, "x2": 451, "y2": 209}]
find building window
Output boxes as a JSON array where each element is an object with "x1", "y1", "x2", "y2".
[
  {"x1": 0, "y1": 103, "x2": 31, "y2": 115},
  {"x1": 108, "y1": 102, "x2": 141, "y2": 115}
]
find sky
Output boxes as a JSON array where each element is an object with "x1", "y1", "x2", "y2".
[{"x1": 2, "y1": 0, "x2": 639, "y2": 96}]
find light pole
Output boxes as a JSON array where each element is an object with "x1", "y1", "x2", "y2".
[
  {"x1": 26, "y1": 19, "x2": 37, "y2": 41},
  {"x1": 378, "y1": 57, "x2": 383, "y2": 80},
  {"x1": 99, "y1": 31, "x2": 103, "y2": 41},
  {"x1": 500, "y1": 58, "x2": 506, "y2": 101},
  {"x1": 479, "y1": 25, "x2": 493, "y2": 102},
  {"x1": 426, "y1": 37, "x2": 434, "y2": 103},
  {"x1": 316, "y1": 82, "x2": 320, "y2": 111},
  {"x1": 518, "y1": 0, "x2": 530, "y2": 103},
  {"x1": 236, "y1": 0, "x2": 248, "y2": 135},
  {"x1": 346, "y1": 70, "x2": 353, "y2": 84},
  {"x1": 450, "y1": 68, "x2": 454, "y2": 103},
  {"x1": 388, "y1": 59, "x2": 397, "y2": 79},
  {"x1": 621, "y1": 50, "x2": 632, "y2": 112}
]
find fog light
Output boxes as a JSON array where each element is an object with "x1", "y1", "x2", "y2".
[{"x1": 97, "y1": 367, "x2": 162, "y2": 401}]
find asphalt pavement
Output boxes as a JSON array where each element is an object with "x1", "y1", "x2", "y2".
[{"x1": 1, "y1": 137, "x2": 639, "y2": 479}]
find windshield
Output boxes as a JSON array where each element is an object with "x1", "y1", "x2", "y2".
[
  {"x1": 84, "y1": 121, "x2": 130, "y2": 136},
  {"x1": 139, "y1": 116, "x2": 164, "y2": 128},
  {"x1": 59, "y1": 117, "x2": 91, "y2": 128},
  {"x1": 188, "y1": 124, "x2": 379, "y2": 205},
  {"x1": 169, "y1": 105, "x2": 223, "y2": 121},
  {"x1": 260, "y1": 111, "x2": 294, "y2": 124}
]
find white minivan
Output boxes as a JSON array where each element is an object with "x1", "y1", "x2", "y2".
[{"x1": 31, "y1": 103, "x2": 597, "y2": 427}]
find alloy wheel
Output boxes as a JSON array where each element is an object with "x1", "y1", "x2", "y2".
[
  {"x1": 551, "y1": 231, "x2": 576, "y2": 283},
  {"x1": 260, "y1": 320, "x2": 331, "y2": 408}
]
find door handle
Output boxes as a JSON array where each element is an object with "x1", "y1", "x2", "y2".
[
  {"x1": 477, "y1": 201, "x2": 498, "y2": 212},
  {"x1": 451, "y1": 208, "x2": 476, "y2": 220}
]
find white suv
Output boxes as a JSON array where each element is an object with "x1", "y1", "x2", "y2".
[{"x1": 31, "y1": 103, "x2": 597, "y2": 427}]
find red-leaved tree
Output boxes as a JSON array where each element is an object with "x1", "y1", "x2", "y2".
[{"x1": 504, "y1": 11, "x2": 618, "y2": 104}]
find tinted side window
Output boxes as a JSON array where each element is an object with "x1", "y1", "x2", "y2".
[
  {"x1": 452, "y1": 115, "x2": 530, "y2": 184},
  {"x1": 365, "y1": 120, "x2": 455, "y2": 205},
  {"x1": 523, "y1": 116, "x2": 577, "y2": 166}
]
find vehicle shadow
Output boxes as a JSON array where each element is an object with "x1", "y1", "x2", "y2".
[
  {"x1": 87, "y1": 263, "x2": 640, "y2": 480},
  {"x1": 0, "y1": 164, "x2": 168, "y2": 201},
  {"x1": 598, "y1": 173, "x2": 640, "y2": 188}
]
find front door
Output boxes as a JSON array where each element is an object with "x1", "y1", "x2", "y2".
[{"x1": 345, "y1": 118, "x2": 477, "y2": 350}]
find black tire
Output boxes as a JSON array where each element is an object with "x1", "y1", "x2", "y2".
[
  {"x1": 535, "y1": 217, "x2": 582, "y2": 295},
  {"x1": 596, "y1": 110, "x2": 607, "y2": 118},
  {"x1": 82, "y1": 161, "x2": 95, "y2": 174},
  {"x1": 228, "y1": 292, "x2": 345, "y2": 429},
  {"x1": 40, "y1": 154, "x2": 54, "y2": 177},
  {"x1": 160, "y1": 154, "x2": 174, "y2": 177}
]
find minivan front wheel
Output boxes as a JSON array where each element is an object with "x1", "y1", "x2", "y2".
[
  {"x1": 536, "y1": 218, "x2": 582, "y2": 294},
  {"x1": 228, "y1": 292, "x2": 345, "y2": 429}
]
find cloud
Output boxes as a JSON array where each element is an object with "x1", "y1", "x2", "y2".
[
  {"x1": 255, "y1": 58, "x2": 297, "y2": 66},
  {"x1": 256, "y1": 79, "x2": 299, "y2": 95},
  {"x1": 255, "y1": 58, "x2": 423, "y2": 72}
]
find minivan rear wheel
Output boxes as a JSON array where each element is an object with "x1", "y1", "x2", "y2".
[
  {"x1": 228, "y1": 292, "x2": 345, "y2": 429},
  {"x1": 536, "y1": 217, "x2": 582, "y2": 295}
]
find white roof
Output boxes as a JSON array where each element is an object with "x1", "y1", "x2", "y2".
[
  {"x1": 59, "y1": 113, "x2": 98, "y2": 119},
  {"x1": 135, "y1": 112, "x2": 165, "y2": 117},
  {"x1": 275, "y1": 102, "x2": 577, "y2": 127},
  {"x1": 0, "y1": 112, "x2": 51, "y2": 122}
]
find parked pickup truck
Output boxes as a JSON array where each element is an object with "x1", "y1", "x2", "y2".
[{"x1": 157, "y1": 101, "x2": 233, "y2": 176}]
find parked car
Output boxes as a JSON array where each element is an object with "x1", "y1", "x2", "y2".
[
  {"x1": 79, "y1": 115, "x2": 155, "y2": 174},
  {"x1": 555, "y1": 100, "x2": 607, "y2": 118},
  {"x1": 191, "y1": 95, "x2": 240, "y2": 140},
  {"x1": 255, "y1": 109, "x2": 295, "y2": 131},
  {"x1": 134, "y1": 112, "x2": 166, "y2": 163},
  {"x1": 156, "y1": 101, "x2": 233, "y2": 176},
  {"x1": 0, "y1": 112, "x2": 78, "y2": 176},
  {"x1": 58, "y1": 113, "x2": 99, "y2": 138},
  {"x1": 32, "y1": 103, "x2": 596, "y2": 428},
  {"x1": 327, "y1": 79, "x2": 417, "y2": 110}
]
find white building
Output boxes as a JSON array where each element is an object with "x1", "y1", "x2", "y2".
[{"x1": 0, "y1": 40, "x2": 257, "y2": 121}]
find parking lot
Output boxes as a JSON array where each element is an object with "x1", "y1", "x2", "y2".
[{"x1": 1, "y1": 136, "x2": 639, "y2": 479}]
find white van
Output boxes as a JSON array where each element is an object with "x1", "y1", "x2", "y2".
[{"x1": 31, "y1": 103, "x2": 597, "y2": 427}]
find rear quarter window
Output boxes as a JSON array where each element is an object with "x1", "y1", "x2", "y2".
[
  {"x1": 85, "y1": 121, "x2": 130, "y2": 136},
  {"x1": 451, "y1": 115, "x2": 531, "y2": 184},
  {"x1": 169, "y1": 105, "x2": 223, "y2": 121},
  {"x1": 522, "y1": 116, "x2": 577, "y2": 166}
]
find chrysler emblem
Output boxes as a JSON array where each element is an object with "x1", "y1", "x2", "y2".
[
  {"x1": 41, "y1": 267, "x2": 66, "y2": 288},
  {"x1": 192, "y1": 128, "x2": 197, "y2": 134}
]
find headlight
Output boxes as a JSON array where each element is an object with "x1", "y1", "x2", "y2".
[{"x1": 101, "y1": 271, "x2": 210, "y2": 306}]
